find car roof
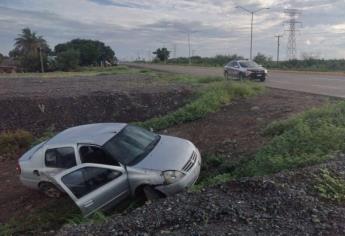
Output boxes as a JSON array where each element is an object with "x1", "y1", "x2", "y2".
[{"x1": 45, "y1": 123, "x2": 127, "y2": 147}]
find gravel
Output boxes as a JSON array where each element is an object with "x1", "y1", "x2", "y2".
[{"x1": 57, "y1": 157, "x2": 345, "y2": 236}]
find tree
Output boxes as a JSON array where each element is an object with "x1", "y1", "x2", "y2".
[
  {"x1": 56, "y1": 49, "x2": 80, "y2": 71},
  {"x1": 54, "y1": 39, "x2": 115, "y2": 66},
  {"x1": 153, "y1": 48, "x2": 170, "y2": 62},
  {"x1": 12, "y1": 28, "x2": 50, "y2": 72},
  {"x1": 254, "y1": 53, "x2": 272, "y2": 66}
]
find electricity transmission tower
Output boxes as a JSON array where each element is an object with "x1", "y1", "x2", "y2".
[{"x1": 284, "y1": 9, "x2": 302, "y2": 60}]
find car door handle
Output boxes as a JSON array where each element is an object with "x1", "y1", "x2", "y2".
[{"x1": 83, "y1": 200, "x2": 94, "y2": 208}]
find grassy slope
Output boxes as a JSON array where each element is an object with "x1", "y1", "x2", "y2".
[{"x1": 195, "y1": 101, "x2": 345, "y2": 190}]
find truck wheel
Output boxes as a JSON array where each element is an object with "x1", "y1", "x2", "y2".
[
  {"x1": 143, "y1": 186, "x2": 164, "y2": 201},
  {"x1": 39, "y1": 182, "x2": 62, "y2": 198}
]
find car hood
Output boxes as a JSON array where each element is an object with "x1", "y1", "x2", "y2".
[{"x1": 133, "y1": 135, "x2": 194, "y2": 171}]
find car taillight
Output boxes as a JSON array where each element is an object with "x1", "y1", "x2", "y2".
[{"x1": 16, "y1": 163, "x2": 21, "y2": 175}]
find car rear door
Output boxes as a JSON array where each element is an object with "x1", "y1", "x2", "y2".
[{"x1": 53, "y1": 163, "x2": 130, "y2": 217}]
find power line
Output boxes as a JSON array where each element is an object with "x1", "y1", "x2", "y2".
[{"x1": 236, "y1": 5, "x2": 270, "y2": 60}]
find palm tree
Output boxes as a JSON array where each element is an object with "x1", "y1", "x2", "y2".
[{"x1": 14, "y1": 28, "x2": 47, "y2": 55}]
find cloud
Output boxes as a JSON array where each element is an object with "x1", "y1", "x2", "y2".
[{"x1": 0, "y1": 0, "x2": 344, "y2": 59}]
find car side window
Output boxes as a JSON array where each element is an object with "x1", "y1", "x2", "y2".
[
  {"x1": 61, "y1": 167, "x2": 122, "y2": 199},
  {"x1": 79, "y1": 146, "x2": 120, "y2": 166},
  {"x1": 45, "y1": 147, "x2": 77, "y2": 169}
]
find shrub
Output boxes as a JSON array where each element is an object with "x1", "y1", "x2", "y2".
[{"x1": 0, "y1": 130, "x2": 33, "y2": 157}]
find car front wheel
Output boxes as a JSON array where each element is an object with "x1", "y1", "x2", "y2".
[
  {"x1": 39, "y1": 182, "x2": 62, "y2": 198},
  {"x1": 143, "y1": 186, "x2": 164, "y2": 201}
]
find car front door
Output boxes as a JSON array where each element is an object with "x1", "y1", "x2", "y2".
[{"x1": 53, "y1": 163, "x2": 130, "y2": 217}]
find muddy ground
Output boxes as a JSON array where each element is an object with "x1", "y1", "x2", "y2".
[{"x1": 0, "y1": 82, "x2": 332, "y2": 232}]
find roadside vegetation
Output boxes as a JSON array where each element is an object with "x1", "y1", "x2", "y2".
[
  {"x1": 0, "y1": 130, "x2": 33, "y2": 160},
  {"x1": 138, "y1": 76, "x2": 264, "y2": 130},
  {"x1": 162, "y1": 53, "x2": 345, "y2": 72},
  {"x1": 195, "y1": 101, "x2": 345, "y2": 190},
  {"x1": 314, "y1": 168, "x2": 345, "y2": 203}
]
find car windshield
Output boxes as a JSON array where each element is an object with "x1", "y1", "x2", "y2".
[
  {"x1": 239, "y1": 61, "x2": 260, "y2": 68},
  {"x1": 103, "y1": 125, "x2": 160, "y2": 166}
]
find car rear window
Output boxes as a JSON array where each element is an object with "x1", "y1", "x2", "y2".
[{"x1": 45, "y1": 147, "x2": 77, "y2": 169}]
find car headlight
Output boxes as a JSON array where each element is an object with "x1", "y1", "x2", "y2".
[
  {"x1": 245, "y1": 71, "x2": 252, "y2": 76},
  {"x1": 264, "y1": 69, "x2": 268, "y2": 74},
  {"x1": 162, "y1": 170, "x2": 185, "y2": 185}
]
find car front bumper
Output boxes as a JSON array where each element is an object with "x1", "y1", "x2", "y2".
[{"x1": 155, "y1": 151, "x2": 201, "y2": 196}]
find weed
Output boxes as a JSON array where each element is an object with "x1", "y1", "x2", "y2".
[
  {"x1": 236, "y1": 102, "x2": 345, "y2": 177},
  {"x1": 0, "y1": 130, "x2": 33, "y2": 157},
  {"x1": 314, "y1": 169, "x2": 345, "y2": 203},
  {"x1": 0, "y1": 198, "x2": 79, "y2": 235},
  {"x1": 137, "y1": 81, "x2": 263, "y2": 131}
]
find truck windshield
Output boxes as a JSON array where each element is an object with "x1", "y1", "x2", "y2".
[{"x1": 103, "y1": 125, "x2": 160, "y2": 166}]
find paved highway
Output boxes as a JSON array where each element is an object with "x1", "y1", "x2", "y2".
[{"x1": 128, "y1": 63, "x2": 345, "y2": 98}]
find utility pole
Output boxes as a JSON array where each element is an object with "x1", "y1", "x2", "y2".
[
  {"x1": 284, "y1": 9, "x2": 302, "y2": 60},
  {"x1": 173, "y1": 44, "x2": 177, "y2": 58},
  {"x1": 39, "y1": 46, "x2": 44, "y2": 73},
  {"x1": 275, "y1": 35, "x2": 283, "y2": 64},
  {"x1": 236, "y1": 6, "x2": 270, "y2": 60},
  {"x1": 188, "y1": 32, "x2": 191, "y2": 64}
]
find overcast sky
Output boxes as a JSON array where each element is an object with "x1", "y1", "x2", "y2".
[{"x1": 0, "y1": 0, "x2": 344, "y2": 60}]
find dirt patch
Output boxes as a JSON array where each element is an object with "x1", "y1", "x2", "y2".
[{"x1": 166, "y1": 88, "x2": 332, "y2": 159}]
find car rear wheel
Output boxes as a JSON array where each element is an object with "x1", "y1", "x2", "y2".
[{"x1": 39, "y1": 182, "x2": 62, "y2": 198}]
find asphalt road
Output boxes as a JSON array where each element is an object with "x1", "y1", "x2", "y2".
[{"x1": 128, "y1": 63, "x2": 345, "y2": 98}]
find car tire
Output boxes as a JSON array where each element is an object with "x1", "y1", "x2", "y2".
[
  {"x1": 143, "y1": 186, "x2": 164, "y2": 201},
  {"x1": 260, "y1": 77, "x2": 266, "y2": 82},
  {"x1": 39, "y1": 182, "x2": 62, "y2": 198}
]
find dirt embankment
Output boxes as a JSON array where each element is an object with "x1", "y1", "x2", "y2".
[{"x1": 0, "y1": 74, "x2": 192, "y2": 134}]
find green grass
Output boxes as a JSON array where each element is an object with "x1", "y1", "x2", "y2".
[
  {"x1": 314, "y1": 168, "x2": 345, "y2": 203},
  {"x1": 194, "y1": 101, "x2": 345, "y2": 190},
  {"x1": 238, "y1": 102, "x2": 345, "y2": 177},
  {"x1": 137, "y1": 81, "x2": 264, "y2": 131}
]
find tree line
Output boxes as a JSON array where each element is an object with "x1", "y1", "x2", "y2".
[
  {"x1": 155, "y1": 50, "x2": 345, "y2": 72},
  {"x1": 7, "y1": 28, "x2": 117, "y2": 72}
]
